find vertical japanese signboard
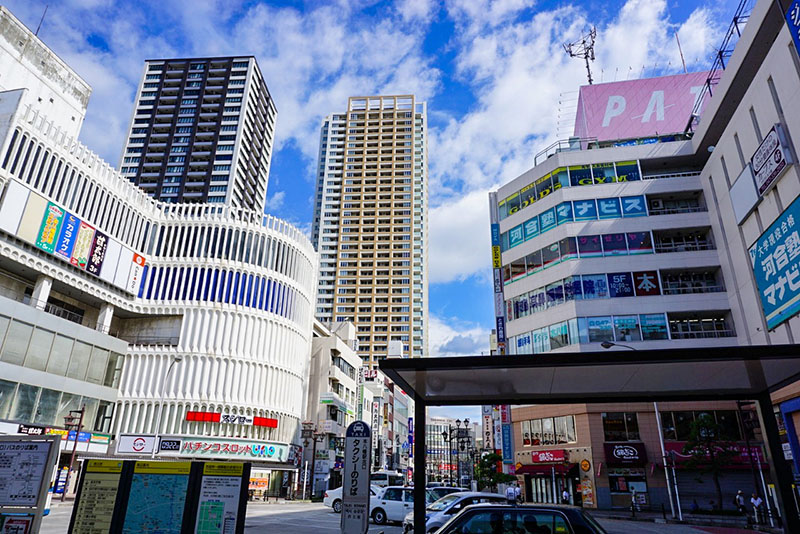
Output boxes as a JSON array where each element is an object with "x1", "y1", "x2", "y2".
[
  {"x1": 490, "y1": 192, "x2": 507, "y2": 353},
  {"x1": 750, "y1": 195, "x2": 800, "y2": 330},
  {"x1": 752, "y1": 124, "x2": 794, "y2": 196},
  {"x1": 787, "y1": 1, "x2": 800, "y2": 60},
  {"x1": 342, "y1": 422, "x2": 372, "y2": 534}
]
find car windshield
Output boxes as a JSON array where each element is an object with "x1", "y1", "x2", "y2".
[
  {"x1": 581, "y1": 510, "x2": 609, "y2": 533},
  {"x1": 427, "y1": 493, "x2": 462, "y2": 512},
  {"x1": 430, "y1": 487, "x2": 461, "y2": 499}
]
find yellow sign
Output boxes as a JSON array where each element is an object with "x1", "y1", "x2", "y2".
[
  {"x1": 492, "y1": 246, "x2": 501, "y2": 268},
  {"x1": 203, "y1": 462, "x2": 244, "y2": 476},
  {"x1": 580, "y1": 459, "x2": 591, "y2": 472},
  {"x1": 134, "y1": 461, "x2": 191, "y2": 475},
  {"x1": 87, "y1": 459, "x2": 123, "y2": 473},
  {"x1": 515, "y1": 462, "x2": 523, "y2": 470}
]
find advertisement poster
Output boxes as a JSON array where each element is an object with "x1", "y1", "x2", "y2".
[
  {"x1": 633, "y1": 271, "x2": 661, "y2": 296},
  {"x1": 621, "y1": 196, "x2": 647, "y2": 217},
  {"x1": 573, "y1": 200, "x2": 598, "y2": 221},
  {"x1": 0, "y1": 440, "x2": 51, "y2": 507},
  {"x1": 597, "y1": 198, "x2": 621, "y2": 219},
  {"x1": 71, "y1": 460, "x2": 122, "y2": 534},
  {"x1": 196, "y1": 463, "x2": 243, "y2": 534},
  {"x1": 86, "y1": 230, "x2": 108, "y2": 276},
  {"x1": 121, "y1": 462, "x2": 190, "y2": 534},
  {"x1": 607, "y1": 272, "x2": 635, "y2": 298},
  {"x1": 581, "y1": 477, "x2": 595, "y2": 507},
  {"x1": 54, "y1": 212, "x2": 79, "y2": 260},
  {"x1": 35, "y1": 202, "x2": 64, "y2": 254},
  {"x1": 71, "y1": 222, "x2": 95, "y2": 270}
]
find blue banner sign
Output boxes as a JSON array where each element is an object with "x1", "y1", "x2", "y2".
[
  {"x1": 788, "y1": 1, "x2": 800, "y2": 59},
  {"x1": 750, "y1": 195, "x2": 800, "y2": 329},
  {"x1": 501, "y1": 424, "x2": 513, "y2": 464}
]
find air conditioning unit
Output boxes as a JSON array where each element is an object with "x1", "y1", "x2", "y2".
[{"x1": 649, "y1": 198, "x2": 664, "y2": 211}]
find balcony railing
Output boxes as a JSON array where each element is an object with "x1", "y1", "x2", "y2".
[
  {"x1": 113, "y1": 333, "x2": 180, "y2": 346},
  {"x1": 654, "y1": 241, "x2": 714, "y2": 253},
  {"x1": 662, "y1": 285, "x2": 725, "y2": 295},
  {"x1": 669, "y1": 329, "x2": 735, "y2": 339},
  {"x1": 648, "y1": 205, "x2": 707, "y2": 216},
  {"x1": 43, "y1": 302, "x2": 86, "y2": 326},
  {"x1": 643, "y1": 171, "x2": 701, "y2": 180}
]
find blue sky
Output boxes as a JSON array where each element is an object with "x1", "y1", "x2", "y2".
[{"x1": 8, "y1": 0, "x2": 735, "y2": 420}]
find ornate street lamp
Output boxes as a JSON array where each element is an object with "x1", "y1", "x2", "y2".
[{"x1": 301, "y1": 421, "x2": 326, "y2": 499}]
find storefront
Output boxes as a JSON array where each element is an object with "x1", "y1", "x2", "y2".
[
  {"x1": 603, "y1": 443, "x2": 649, "y2": 508},
  {"x1": 516, "y1": 449, "x2": 579, "y2": 505}
]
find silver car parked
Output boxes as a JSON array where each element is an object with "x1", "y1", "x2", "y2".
[{"x1": 402, "y1": 491, "x2": 506, "y2": 533}]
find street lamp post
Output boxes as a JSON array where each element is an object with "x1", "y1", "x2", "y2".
[
  {"x1": 302, "y1": 422, "x2": 325, "y2": 500},
  {"x1": 443, "y1": 418, "x2": 471, "y2": 487},
  {"x1": 152, "y1": 354, "x2": 183, "y2": 459}
]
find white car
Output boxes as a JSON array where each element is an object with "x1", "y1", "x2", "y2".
[
  {"x1": 370, "y1": 487, "x2": 440, "y2": 525},
  {"x1": 324, "y1": 484, "x2": 382, "y2": 513},
  {"x1": 402, "y1": 491, "x2": 506, "y2": 533}
]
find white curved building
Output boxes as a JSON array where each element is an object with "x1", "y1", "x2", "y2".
[{"x1": 0, "y1": 94, "x2": 316, "y2": 469}]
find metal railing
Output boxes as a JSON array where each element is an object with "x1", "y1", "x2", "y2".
[
  {"x1": 647, "y1": 205, "x2": 707, "y2": 216},
  {"x1": 113, "y1": 333, "x2": 180, "y2": 346},
  {"x1": 533, "y1": 137, "x2": 598, "y2": 166},
  {"x1": 654, "y1": 242, "x2": 715, "y2": 253},
  {"x1": 642, "y1": 171, "x2": 701, "y2": 180},
  {"x1": 43, "y1": 302, "x2": 87, "y2": 327},
  {"x1": 662, "y1": 285, "x2": 725, "y2": 295},
  {"x1": 669, "y1": 329, "x2": 736, "y2": 339}
]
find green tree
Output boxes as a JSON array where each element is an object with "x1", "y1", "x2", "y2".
[
  {"x1": 475, "y1": 452, "x2": 516, "y2": 492},
  {"x1": 681, "y1": 413, "x2": 739, "y2": 510}
]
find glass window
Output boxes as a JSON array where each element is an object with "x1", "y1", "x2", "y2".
[
  {"x1": 614, "y1": 315, "x2": 642, "y2": 342},
  {"x1": 522, "y1": 420, "x2": 532, "y2": 446},
  {"x1": 502, "y1": 265, "x2": 512, "y2": 284},
  {"x1": 555, "y1": 416, "x2": 569, "y2": 444},
  {"x1": 552, "y1": 167, "x2": 569, "y2": 189},
  {"x1": 532, "y1": 327, "x2": 550, "y2": 354},
  {"x1": 587, "y1": 316, "x2": 613, "y2": 342},
  {"x1": 615, "y1": 161, "x2": 641, "y2": 182},
  {"x1": 660, "y1": 412, "x2": 677, "y2": 440},
  {"x1": 0, "y1": 379, "x2": 16, "y2": 419},
  {"x1": 535, "y1": 174, "x2": 554, "y2": 201},
  {"x1": 24, "y1": 328, "x2": 54, "y2": 371},
  {"x1": 47, "y1": 335, "x2": 73, "y2": 376},
  {"x1": 541, "y1": 242, "x2": 561, "y2": 268},
  {"x1": 104, "y1": 353, "x2": 124, "y2": 388},
  {"x1": 530, "y1": 419, "x2": 542, "y2": 445},
  {"x1": 12, "y1": 383, "x2": 38, "y2": 421},
  {"x1": 592, "y1": 162, "x2": 616, "y2": 184},
  {"x1": 549, "y1": 322, "x2": 569, "y2": 349},
  {"x1": 625, "y1": 413, "x2": 640, "y2": 440},
  {"x1": 674, "y1": 411, "x2": 694, "y2": 440},
  {"x1": 525, "y1": 250, "x2": 542, "y2": 275},
  {"x1": 602, "y1": 233, "x2": 628, "y2": 255},
  {"x1": 0, "y1": 316, "x2": 9, "y2": 344},
  {"x1": 56, "y1": 392, "x2": 81, "y2": 427},
  {"x1": 505, "y1": 193, "x2": 521, "y2": 218},
  {"x1": 67, "y1": 341, "x2": 92, "y2": 380},
  {"x1": 607, "y1": 272, "x2": 635, "y2": 298},
  {"x1": 581, "y1": 274, "x2": 608, "y2": 299},
  {"x1": 545, "y1": 281, "x2": 564, "y2": 308},
  {"x1": 498, "y1": 198, "x2": 511, "y2": 220},
  {"x1": 87, "y1": 347, "x2": 109, "y2": 385},
  {"x1": 33, "y1": 387, "x2": 60, "y2": 425},
  {"x1": 569, "y1": 165, "x2": 593, "y2": 186},
  {"x1": 559, "y1": 237, "x2": 578, "y2": 261},
  {"x1": 627, "y1": 231, "x2": 654, "y2": 254},
  {"x1": 716, "y1": 411, "x2": 742, "y2": 440},
  {"x1": 383, "y1": 488, "x2": 402, "y2": 501},
  {"x1": 565, "y1": 415, "x2": 577, "y2": 442},
  {"x1": 577, "y1": 235, "x2": 602, "y2": 257},
  {"x1": 602, "y1": 412, "x2": 628, "y2": 441},
  {"x1": 510, "y1": 259, "x2": 526, "y2": 282},
  {"x1": 640, "y1": 314, "x2": 669, "y2": 340},
  {"x1": 1, "y1": 321, "x2": 33, "y2": 365},
  {"x1": 530, "y1": 289, "x2": 546, "y2": 314},
  {"x1": 519, "y1": 184, "x2": 536, "y2": 211},
  {"x1": 541, "y1": 417, "x2": 555, "y2": 445},
  {"x1": 564, "y1": 276, "x2": 581, "y2": 301},
  {"x1": 508, "y1": 224, "x2": 525, "y2": 248},
  {"x1": 523, "y1": 218, "x2": 539, "y2": 241}
]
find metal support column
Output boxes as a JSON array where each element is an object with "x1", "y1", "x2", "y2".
[
  {"x1": 414, "y1": 396, "x2": 426, "y2": 534},
  {"x1": 756, "y1": 393, "x2": 800, "y2": 533}
]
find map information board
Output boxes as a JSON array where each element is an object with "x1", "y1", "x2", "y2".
[
  {"x1": 0, "y1": 441, "x2": 51, "y2": 507},
  {"x1": 195, "y1": 463, "x2": 243, "y2": 534},
  {"x1": 71, "y1": 460, "x2": 123, "y2": 534},
  {"x1": 121, "y1": 462, "x2": 190, "y2": 534}
]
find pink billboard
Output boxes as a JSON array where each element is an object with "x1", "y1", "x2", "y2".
[{"x1": 573, "y1": 71, "x2": 708, "y2": 142}]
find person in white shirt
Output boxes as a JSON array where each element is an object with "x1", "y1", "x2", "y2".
[
  {"x1": 751, "y1": 493, "x2": 764, "y2": 524},
  {"x1": 514, "y1": 483, "x2": 521, "y2": 503},
  {"x1": 562, "y1": 488, "x2": 570, "y2": 504},
  {"x1": 505, "y1": 483, "x2": 517, "y2": 505}
]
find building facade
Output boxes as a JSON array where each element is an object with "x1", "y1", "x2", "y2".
[
  {"x1": 119, "y1": 56, "x2": 276, "y2": 212},
  {"x1": 305, "y1": 320, "x2": 361, "y2": 495},
  {"x1": 0, "y1": 11, "x2": 316, "y2": 491},
  {"x1": 493, "y1": 0, "x2": 800, "y2": 512},
  {"x1": 425, "y1": 416, "x2": 477, "y2": 486},
  {"x1": 311, "y1": 95, "x2": 429, "y2": 368}
]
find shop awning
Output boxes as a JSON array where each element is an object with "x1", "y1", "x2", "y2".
[{"x1": 516, "y1": 463, "x2": 573, "y2": 476}]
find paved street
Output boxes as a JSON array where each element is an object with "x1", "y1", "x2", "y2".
[{"x1": 40, "y1": 501, "x2": 758, "y2": 534}]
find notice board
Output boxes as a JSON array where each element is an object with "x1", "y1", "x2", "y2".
[{"x1": 68, "y1": 460, "x2": 250, "y2": 534}]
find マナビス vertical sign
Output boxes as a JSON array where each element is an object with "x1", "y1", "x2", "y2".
[
  {"x1": 341, "y1": 421, "x2": 372, "y2": 534},
  {"x1": 787, "y1": 0, "x2": 800, "y2": 59}
]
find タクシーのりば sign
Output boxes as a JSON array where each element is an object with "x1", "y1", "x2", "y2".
[{"x1": 341, "y1": 421, "x2": 372, "y2": 534}]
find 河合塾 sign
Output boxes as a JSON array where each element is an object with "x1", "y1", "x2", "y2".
[{"x1": 750, "y1": 195, "x2": 800, "y2": 330}]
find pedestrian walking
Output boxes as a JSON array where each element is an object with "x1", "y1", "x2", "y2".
[
  {"x1": 735, "y1": 489, "x2": 749, "y2": 525},
  {"x1": 514, "y1": 482, "x2": 522, "y2": 504},
  {"x1": 751, "y1": 493, "x2": 764, "y2": 524},
  {"x1": 505, "y1": 483, "x2": 517, "y2": 505},
  {"x1": 561, "y1": 488, "x2": 570, "y2": 504}
]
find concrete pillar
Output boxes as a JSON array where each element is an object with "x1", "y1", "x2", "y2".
[
  {"x1": 413, "y1": 396, "x2": 426, "y2": 533},
  {"x1": 97, "y1": 303, "x2": 114, "y2": 334},
  {"x1": 30, "y1": 275, "x2": 52, "y2": 310}
]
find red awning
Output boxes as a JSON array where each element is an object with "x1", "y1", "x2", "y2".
[{"x1": 516, "y1": 463, "x2": 573, "y2": 476}]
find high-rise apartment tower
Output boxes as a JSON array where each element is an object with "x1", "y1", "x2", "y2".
[
  {"x1": 312, "y1": 95, "x2": 429, "y2": 367},
  {"x1": 119, "y1": 56, "x2": 276, "y2": 211}
]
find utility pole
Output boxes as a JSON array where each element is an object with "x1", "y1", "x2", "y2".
[
  {"x1": 61, "y1": 405, "x2": 85, "y2": 502},
  {"x1": 564, "y1": 27, "x2": 597, "y2": 85}
]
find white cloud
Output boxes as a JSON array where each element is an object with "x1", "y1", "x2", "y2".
[
  {"x1": 429, "y1": 314, "x2": 490, "y2": 357},
  {"x1": 265, "y1": 191, "x2": 286, "y2": 211}
]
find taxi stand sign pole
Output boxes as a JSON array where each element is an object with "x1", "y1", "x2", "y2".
[
  {"x1": 0, "y1": 434, "x2": 61, "y2": 533},
  {"x1": 341, "y1": 421, "x2": 372, "y2": 534}
]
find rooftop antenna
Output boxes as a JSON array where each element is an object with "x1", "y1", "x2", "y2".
[
  {"x1": 35, "y1": 5, "x2": 48, "y2": 36},
  {"x1": 563, "y1": 27, "x2": 597, "y2": 84}
]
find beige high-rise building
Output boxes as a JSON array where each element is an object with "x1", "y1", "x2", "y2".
[{"x1": 311, "y1": 95, "x2": 429, "y2": 368}]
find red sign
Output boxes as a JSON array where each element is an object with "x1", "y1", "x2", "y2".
[
  {"x1": 500, "y1": 405, "x2": 511, "y2": 424},
  {"x1": 633, "y1": 271, "x2": 661, "y2": 296},
  {"x1": 664, "y1": 442, "x2": 767, "y2": 467},
  {"x1": 185, "y1": 411, "x2": 277, "y2": 428},
  {"x1": 530, "y1": 449, "x2": 567, "y2": 463}
]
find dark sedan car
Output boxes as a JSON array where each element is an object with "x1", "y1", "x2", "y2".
[{"x1": 431, "y1": 503, "x2": 608, "y2": 534}]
